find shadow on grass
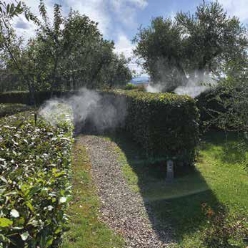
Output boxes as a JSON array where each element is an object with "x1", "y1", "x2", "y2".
[{"x1": 82, "y1": 129, "x2": 223, "y2": 246}]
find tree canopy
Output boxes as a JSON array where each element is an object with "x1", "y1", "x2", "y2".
[
  {"x1": 134, "y1": 1, "x2": 248, "y2": 91},
  {"x1": 0, "y1": 1, "x2": 132, "y2": 99}
]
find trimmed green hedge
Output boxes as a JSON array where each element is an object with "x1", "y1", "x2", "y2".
[
  {"x1": 0, "y1": 91, "x2": 72, "y2": 105},
  {"x1": 1, "y1": 90, "x2": 200, "y2": 164},
  {"x1": 0, "y1": 104, "x2": 32, "y2": 117},
  {"x1": 108, "y1": 90, "x2": 200, "y2": 164},
  {"x1": 0, "y1": 110, "x2": 73, "y2": 247}
]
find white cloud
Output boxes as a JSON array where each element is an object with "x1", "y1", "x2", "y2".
[
  {"x1": 8, "y1": 0, "x2": 147, "y2": 75},
  {"x1": 62, "y1": 0, "x2": 111, "y2": 35},
  {"x1": 114, "y1": 33, "x2": 134, "y2": 57},
  {"x1": 114, "y1": 33, "x2": 146, "y2": 75},
  {"x1": 218, "y1": 0, "x2": 248, "y2": 22},
  {"x1": 110, "y1": 0, "x2": 147, "y2": 28},
  {"x1": 11, "y1": 0, "x2": 148, "y2": 39}
]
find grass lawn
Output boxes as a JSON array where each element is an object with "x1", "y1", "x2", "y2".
[
  {"x1": 62, "y1": 137, "x2": 124, "y2": 248},
  {"x1": 107, "y1": 131, "x2": 248, "y2": 248}
]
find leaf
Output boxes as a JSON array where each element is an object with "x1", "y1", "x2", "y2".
[
  {"x1": 25, "y1": 11, "x2": 29, "y2": 21},
  {"x1": 59, "y1": 196, "x2": 67, "y2": 204},
  {"x1": 0, "y1": 218, "x2": 13, "y2": 227},
  {"x1": 26, "y1": 201, "x2": 34, "y2": 212},
  {"x1": 20, "y1": 231, "x2": 29, "y2": 241},
  {"x1": 10, "y1": 209, "x2": 20, "y2": 218},
  {"x1": 6, "y1": 4, "x2": 10, "y2": 14},
  {"x1": 10, "y1": 3, "x2": 14, "y2": 15},
  {"x1": 0, "y1": 176, "x2": 8, "y2": 184}
]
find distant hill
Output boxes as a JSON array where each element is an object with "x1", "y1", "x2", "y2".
[{"x1": 130, "y1": 75, "x2": 150, "y2": 85}]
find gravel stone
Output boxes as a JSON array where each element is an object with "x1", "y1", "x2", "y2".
[{"x1": 79, "y1": 135, "x2": 175, "y2": 248}]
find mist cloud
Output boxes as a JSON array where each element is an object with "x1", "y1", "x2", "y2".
[{"x1": 39, "y1": 88, "x2": 127, "y2": 134}]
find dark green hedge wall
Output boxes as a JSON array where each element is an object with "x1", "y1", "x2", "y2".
[
  {"x1": 0, "y1": 91, "x2": 72, "y2": 105},
  {"x1": 1, "y1": 90, "x2": 200, "y2": 163},
  {"x1": 109, "y1": 90, "x2": 200, "y2": 164}
]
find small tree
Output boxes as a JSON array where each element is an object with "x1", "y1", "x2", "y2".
[{"x1": 0, "y1": 1, "x2": 38, "y2": 103}]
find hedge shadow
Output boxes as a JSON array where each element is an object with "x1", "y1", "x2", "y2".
[{"x1": 104, "y1": 131, "x2": 221, "y2": 245}]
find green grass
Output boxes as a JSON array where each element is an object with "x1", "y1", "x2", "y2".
[
  {"x1": 107, "y1": 131, "x2": 248, "y2": 248},
  {"x1": 62, "y1": 137, "x2": 124, "y2": 248}
]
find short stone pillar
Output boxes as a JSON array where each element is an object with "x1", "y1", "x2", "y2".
[{"x1": 166, "y1": 160, "x2": 174, "y2": 183}]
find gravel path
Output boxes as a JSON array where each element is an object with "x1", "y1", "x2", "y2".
[{"x1": 79, "y1": 135, "x2": 174, "y2": 248}]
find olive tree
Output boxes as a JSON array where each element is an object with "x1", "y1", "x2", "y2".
[{"x1": 134, "y1": 1, "x2": 248, "y2": 91}]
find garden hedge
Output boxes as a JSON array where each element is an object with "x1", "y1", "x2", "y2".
[
  {"x1": 0, "y1": 109, "x2": 73, "y2": 247},
  {"x1": 105, "y1": 90, "x2": 200, "y2": 164},
  {"x1": 0, "y1": 91, "x2": 72, "y2": 105},
  {"x1": 0, "y1": 90, "x2": 200, "y2": 164}
]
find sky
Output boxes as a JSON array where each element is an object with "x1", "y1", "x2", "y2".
[{"x1": 7, "y1": 0, "x2": 248, "y2": 76}]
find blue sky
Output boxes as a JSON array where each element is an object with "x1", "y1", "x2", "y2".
[{"x1": 8, "y1": 0, "x2": 248, "y2": 75}]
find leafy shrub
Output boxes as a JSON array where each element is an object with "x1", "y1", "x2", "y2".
[
  {"x1": 105, "y1": 90, "x2": 199, "y2": 164},
  {"x1": 124, "y1": 83, "x2": 145, "y2": 91},
  {"x1": 201, "y1": 204, "x2": 248, "y2": 248},
  {"x1": 0, "y1": 104, "x2": 32, "y2": 117},
  {"x1": 124, "y1": 83, "x2": 137, "y2": 90},
  {"x1": 0, "y1": 91, "x2": 72, "y2": 106},
  {"x1": 196, "y1": 85, "x2": 248, "y2": 132},
  {"x1": 0, "y1": 110, "x2": 73, "y2": 247}
]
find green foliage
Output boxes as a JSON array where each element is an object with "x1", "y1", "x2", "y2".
[
  {"x1": 196, "y1": 86, "x2": 227, "y2": 130},
  {"x1": 113, "y1": 130, "x2": 248, "y2": 247},
  {"x1": 0, "y1": 111, "x2": 73, "y2": 247},
  {"x1": 201, "y1": 204, "x2": 248, "y2": 247},
  {"x1": 0, "y1": 103, "x2": 31, "y2": 117},
  {"x1": 197, "y1": 79, "x2": 248, "y2": 132},
  {"x1": 111, "y1": 90, "x2": 199, "y2": 163},
  {"x1": 0, "y1": 2, "x2": 23, "y2": 18},
  {"x1": 62, "y1": 140, "x2": 124, "y2": 248},
  {"x1": 0, "y1": 2, "x2": 132, "y2": 95},
  {"x1": 0, "y1": 91, "x2": 70, "y2": 105},
  {"x1": 124, "y1": 84, "x2": 146, "y2": 91},
  {"x1": 134, "y1": 1, "x2": 248, "y2": 91}
]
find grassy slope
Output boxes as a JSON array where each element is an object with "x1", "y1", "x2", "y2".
[
  {"x1": 62, "y1": 137, "x2": 124, "y2": 248},
  {"x1": 108, "y1": 131, "x2": 248, "y2": 248}
]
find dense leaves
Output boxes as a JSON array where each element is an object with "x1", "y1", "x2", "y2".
[
  {"x1": 0, "y1": 103, "x2": 31, "y2": 117},
  {"x1": 134, "y1": 1, "x2": 248, "y2": 91},
  {"x1": 0, "y1": 110, "x2": 73, "y2": 247},
  {"x1": 0, "y1": 1, "x2": 131, "y2": 99},
  {"x1": 108, "y1": 90, "x2": 199, "y2": 164}
]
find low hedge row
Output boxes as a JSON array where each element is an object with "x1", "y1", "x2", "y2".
[
  {"x1": 107, "y1": 90, "x2": 200, "y2": 164},
  {"x1": 0, "y1": 91, "x2": 72, "y2": 105},
  {"x1": 0, "y1": 104, "x2": 32, "y2": 118},
  {"x1": 0, "y1": 110, "x2": 73, "y2": 247}
]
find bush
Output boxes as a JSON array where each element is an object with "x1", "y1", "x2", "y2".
[
  {"x1": 124, "y1": 83, "x2": 145, "y2": 91},
  {"x1": 196, "y1": 87, "x2": 228, "y2": 131},
  {"x1": 0, "y1": 110, "x2": 73, "y2": 247},
  {"x1": 0, "y1": 104, "x2": 32, "y2": 117},
  {"x1": 0, "y1": 91, "x2": 73, "y2": 106},
  {"x1": 201, "y1": 204, "x2": 248, "y2": 248},
  {"x1": 124, "y1": 83, "x2": 137, "y2": 90},
  {"x1": 107, "y1": 90, "x2": 199, "y2": 164}
]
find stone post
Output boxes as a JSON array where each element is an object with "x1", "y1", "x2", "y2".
[{"x1": 166, "y1": 160, "x2": 174, "y2": 183}]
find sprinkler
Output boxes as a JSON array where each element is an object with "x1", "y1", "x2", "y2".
[
  {"x1": 166, "y1": 160, "x2": 174, "y2": 183},
  {"x1": 34, "y1": 112, "x2": 37, "y2": 126}
]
